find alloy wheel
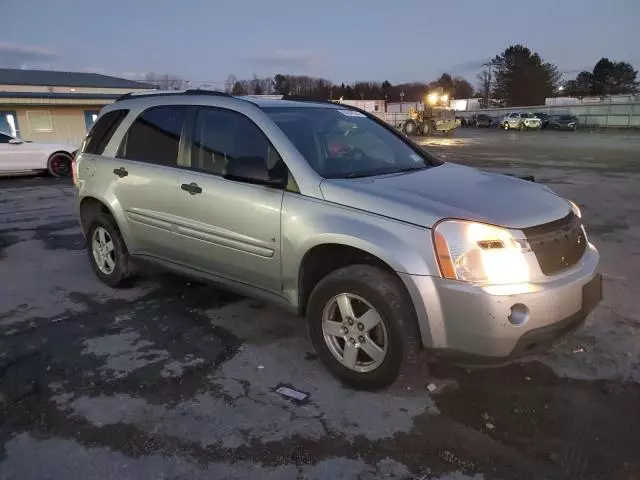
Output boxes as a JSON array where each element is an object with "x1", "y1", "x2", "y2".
[
  {"x1": 322, "y1": 293, "x2": 388, "y2": 373},
  {"x1": 91, "y1": 227, "x2": 116, "y2": 275}
]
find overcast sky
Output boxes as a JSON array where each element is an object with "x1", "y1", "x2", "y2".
[{"x1": 2, "y1": 0, "x2": 639, "y2": 86}]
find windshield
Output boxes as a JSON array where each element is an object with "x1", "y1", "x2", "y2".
[{"x1": 262, "y1": 106, "x2": 440, "y2": 179}]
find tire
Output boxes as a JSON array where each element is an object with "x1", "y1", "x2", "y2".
[
  {"x1": 503, "y1": 122, "x2": 510, "y2": 130},
  {"x1": 47, "y1": 151, "x2": 73, "y2": 177},
  {"x1": 307, "y1": 265, "x2": 421, "y2": 390},
  {"x1": 422, "y1": 120, "x2": 434, "y2": 136},
  {"x1": 86, "y1": 213, "x2": 136, "y2": 288},
  {"x1": 403, "y1": 120, "x2": 417, "y2": 136}
]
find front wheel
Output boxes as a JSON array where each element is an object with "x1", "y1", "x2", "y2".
[
  {"x1": 307, "y1": 265, "x2": 421, "y2": 390},
  {"x1": 503, "y1": 122, "x2": 510, "y2": 130},
  {"x1": 403, "y1": 120, "x2": 417, "y2": 136}
]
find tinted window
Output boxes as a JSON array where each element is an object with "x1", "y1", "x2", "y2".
[
  {"x1": 82, "y1": 109, "x2": 128, "y2": 155},
  {"x1": 263, "y1": 106, "x2": 440, "y2": 179},
  {"x1": 118, "y1": 106, "x2": 187, "y2": 166},
  {"x1": 190, "y1": 107, "x2": 280, "y2": 175},
  {"x1": 0, "y1": 132, "x2": 11, "y2": 143}
]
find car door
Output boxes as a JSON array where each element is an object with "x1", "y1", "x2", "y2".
[
  {"x1": 175, "y1": 106, "x2": 284, "y2": 293},
  {"x1": 0, "y1": 132, "x2": 12, "y2": 170},
  {"x1": 0, "y1": 133, "x2": 45, "y2": 171},
  {"x1": 107, "y1": 105, "x2": 187, "y2": 261}
]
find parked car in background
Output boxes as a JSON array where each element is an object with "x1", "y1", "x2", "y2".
[
  {"x1": 532, "y1": 112, "x2": 550, "y2": 128},
  {"x1": 500, "y1": 112, "x2": 542, "y2": 131},
  {"x1": 0, "y1": 131, "x2": 77, "y2": 177},
  {"x1": 75, "y1": 91, "x2": 601, "y2": 390},
  {"x1": 548, "y1": 115, "x2": 579, "y2": 131},
  {"x1": 472, "y1": 114, "x2": 493, "y2": 128}
]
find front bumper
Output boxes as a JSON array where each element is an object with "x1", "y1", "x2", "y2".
[{"x1": 399, "y1": 243, "x2": 601, "y2": 362}]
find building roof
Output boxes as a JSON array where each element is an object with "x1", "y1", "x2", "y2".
[
  {"x1": 0, "y1": 92, "x2": 121, "y2": 100},
  {"x1": 0, "y1": 68, "x2": 154, "y2": 89}
]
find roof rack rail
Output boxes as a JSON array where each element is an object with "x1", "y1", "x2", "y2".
[
  {"x1": 280, "y1": 95, "x2": 368, "y2": 111},
  {"x1": 115, "y1": 88, "x2": 230, "y2": 103}
]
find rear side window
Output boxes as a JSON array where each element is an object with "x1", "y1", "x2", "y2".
[
  {"x1": 81, "y1": 109, "x2": 128, "y2": 155},
  {"x1": 117, "y1": 106, "x2": 187, "y2": 167}
]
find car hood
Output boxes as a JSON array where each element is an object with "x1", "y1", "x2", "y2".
[{"x1": 320, "y1": 162, "x2": 570, "y2": 229}]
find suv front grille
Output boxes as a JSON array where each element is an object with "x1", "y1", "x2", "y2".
[{"x1": 522, "y1": 212, "x2": 586, "y2": 275}]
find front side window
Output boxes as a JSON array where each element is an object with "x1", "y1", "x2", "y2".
[
  {"x1": 190, "y1": 107, "x2": 281, "y2": 175},
  {"x1": 118, "y1": 106, "x2": 187, "y2": 166},
  {"x1": 263, "y1": 106, "x2": 440, "y2": 179}
]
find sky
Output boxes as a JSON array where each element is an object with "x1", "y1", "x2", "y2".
[{"x1": 2, "y1": 0, "x2": 639, "y2": 87}]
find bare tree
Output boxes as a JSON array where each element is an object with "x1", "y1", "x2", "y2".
[
  {"x1": 144, "y1": 72, "x2": 189, "y2": 90},
  {"x1": 476, "y1": 68, "x2": 492, "y2": 107},
  {"x1": 225, "y1": 74, "x2": 237, "y2": 94}
]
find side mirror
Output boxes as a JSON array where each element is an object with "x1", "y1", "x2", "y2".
[
  {"x1": 224, "y1": 156, "x2": 286, "y2": 188},
  {"x1": 8, "y1": 138, "x2": 23, "y2": 145}
]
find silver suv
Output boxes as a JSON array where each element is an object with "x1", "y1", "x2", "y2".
[{"x1": 74, "y1": 91, "x2": 601, "y2": 390}]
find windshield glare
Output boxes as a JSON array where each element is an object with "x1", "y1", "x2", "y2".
[{"x1": 262, "y1": 106, "x2": 439, "y2": 179}]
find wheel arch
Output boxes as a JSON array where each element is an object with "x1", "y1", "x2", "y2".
[
  {"x1": 78, "y1": 196, "x2": 133, "y2": 249},
  {"x1": 296, "y1": 242, "x2": 412, "y2": 318}
]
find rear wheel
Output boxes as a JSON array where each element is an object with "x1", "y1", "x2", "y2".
[
  {"x1": 86, "y1": 213, "x2": 136, "y2": 288},
  {"x1": 47, "y1": 152, "x2": 73, "y2": 177},
  {"x1": 307, "y1": 265, "x2": 421, "y2": 390},
  {"x1": 422, "y1": 120, "x2": 434, "y2": 136}
]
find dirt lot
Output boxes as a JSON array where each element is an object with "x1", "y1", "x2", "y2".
[{"x1": 1, "y1": 129, "x2": 639, "y2": 480}]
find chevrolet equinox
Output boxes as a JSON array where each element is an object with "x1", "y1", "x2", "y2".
[{"x1": 74, "y1": 90, "x2": 602, "y2": 390}]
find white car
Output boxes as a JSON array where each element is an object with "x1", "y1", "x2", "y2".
[
  {"x1": 0, "y1": 131, "x2": 77, "y2": 177},
  {"x1": 500, "y1": 112, "x2": 542, "y2": 131}
]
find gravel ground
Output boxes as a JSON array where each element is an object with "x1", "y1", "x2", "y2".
[{"x1": 1, "y1": 128, "x2": 639, "y2": 480}]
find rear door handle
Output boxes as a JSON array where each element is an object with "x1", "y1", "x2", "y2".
[
  {"x1": 113, "y1": 167, "x2": 128, "y2": 178},
  {"x1": 181, "y1": 182, "x2": 202, "y2": 195}
]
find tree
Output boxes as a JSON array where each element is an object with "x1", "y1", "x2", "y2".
[
  {"x1": 590, "y1": 58, "x2": 638, "y2": 96},
  {"x1": 224, "y1": 74, "x2": 237, "y2": 94},
  {"x1": 434, "y1": 73, "x2": 454, "y2": 93},
  {"x1": 476, "y1": 68, "x2": 492, "y2": 106},
  {"x1": 491, "y1": 45, "x2": 560, "y2": 106},
  {"x1": 231, "y1": 81, "x2": 247, "y2": 95},
  {"x1": 564, "y1": 71, "x2": 591, "y2": 98},
  {"x1": 453, "y1": 77, "x2": 473, "y2": 99},
  {"x1": 144, "y1": 72, "x2": 189, "y2": 90}
]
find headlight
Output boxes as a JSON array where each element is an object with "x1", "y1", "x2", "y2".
[
  {"x1": 433, "y1": 220, "x2": 530, "y2": 284},
  {"x1": 568, "y1": 200, "x2": 581, "y2": 218}
]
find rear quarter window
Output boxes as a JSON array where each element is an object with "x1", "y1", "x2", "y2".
[{"x1": 81, "y1": 109, "x2": 129, "y2": 155}]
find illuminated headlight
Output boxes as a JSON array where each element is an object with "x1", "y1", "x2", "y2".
[
  {"x1": 568, "y1": 200, "x2": 581, "y2": 218},
  {"x1": 433, "y1": 220, "x2": 530, "y2": 284}
]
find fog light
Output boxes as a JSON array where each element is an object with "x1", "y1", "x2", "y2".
[{"x1": 508, "y1": 303, "x2": 530, "y2": 326}]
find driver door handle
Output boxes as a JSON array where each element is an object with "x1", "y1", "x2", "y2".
[{"x1": 181, "y1": 182, "x2": 202, "y2": 195}]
